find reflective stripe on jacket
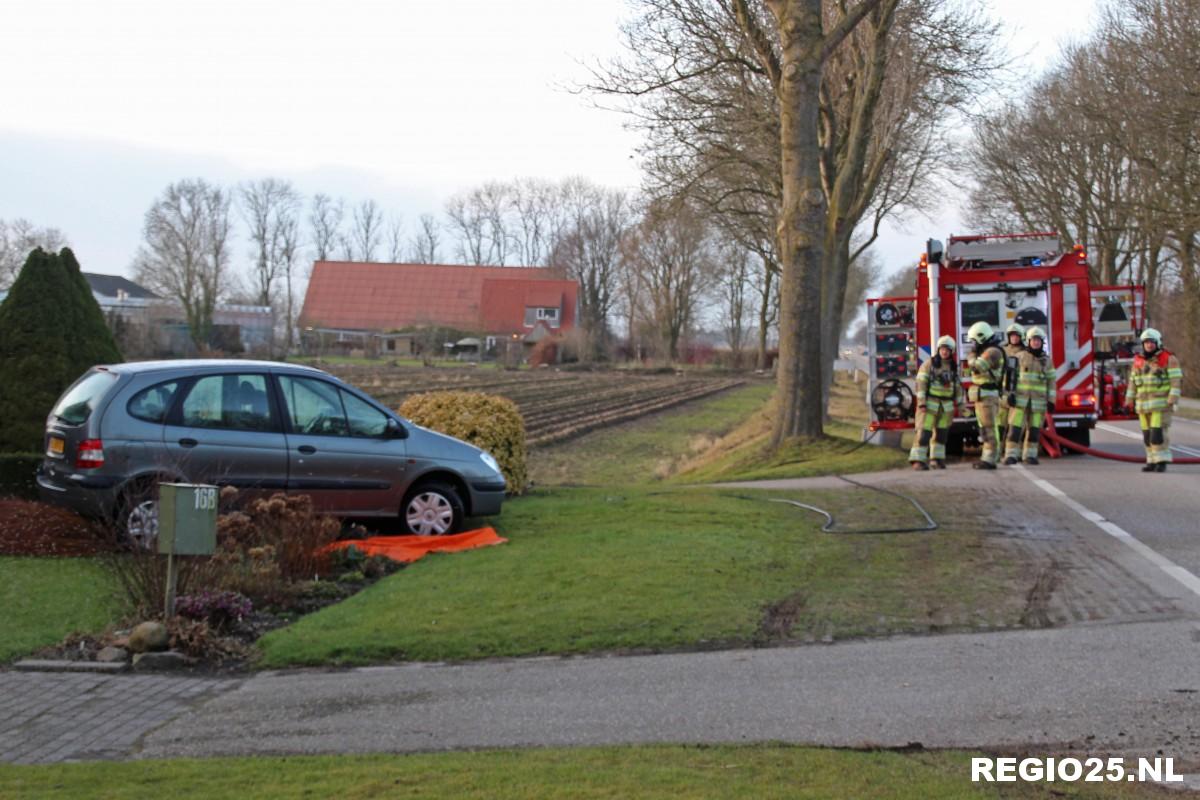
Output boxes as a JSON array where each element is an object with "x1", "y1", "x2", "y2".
[
  {"x1": 969, "y1": 346, "x2": 1005, "y2": 395},
  {"x1": 916, "y1": 356, "x2": 962, "y2": 404},
  {"x1": 1015, "y1": 349, "x2": 1055, "y2": 404},
  {"x1": 1125, "y1": 351, "x2": 1183, "y2": 413}
]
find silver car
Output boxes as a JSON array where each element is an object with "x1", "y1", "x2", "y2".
[{"x1": 37, "y1": 360, "x2": 507, "y2": 544}]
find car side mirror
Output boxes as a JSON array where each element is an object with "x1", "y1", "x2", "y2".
[{"x1": 385, "y1": 418, "x2": 407, "y2": 439}]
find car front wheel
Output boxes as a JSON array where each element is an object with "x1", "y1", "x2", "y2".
[{"x1": 401, "y1": 482, "x2": 464, "y2": 536}]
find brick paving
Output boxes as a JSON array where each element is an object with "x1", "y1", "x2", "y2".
[{"x1": 0, "y1": 671, "x2": 236, "y2": 764}]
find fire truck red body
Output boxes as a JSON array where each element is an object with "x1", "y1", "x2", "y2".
[{"x1": 865, "y1": 232, "x2": 1146, "y2": 451}]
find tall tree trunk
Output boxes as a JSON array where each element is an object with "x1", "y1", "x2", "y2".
[{"x1": 770, "y1": 0, "x2": 827, "y2": 445}]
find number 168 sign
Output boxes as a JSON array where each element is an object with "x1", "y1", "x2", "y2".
[{"x1": 157, "y1": 483, "x2": 219, "y2": 556}]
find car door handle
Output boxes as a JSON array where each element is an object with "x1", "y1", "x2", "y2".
[
  {"x1": 178, "y1": 438, "x2": 198, "y2": 448},
  {"x1": 298, "y1": 445, "x2": 317, "y2": 454}
]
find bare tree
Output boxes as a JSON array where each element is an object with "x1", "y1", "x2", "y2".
[
  {"x1": 550, "y1": 186, "x2": 634, "y2": 359},
  {"x1": 715, "y1": 238, "x2": 753, "y2": 362},
  {"x1": 445, "y1": 183, "x2": 513, "y2": 265},
  {"x1": 386, "y1": 214, "x2": 405, "y2": 262},
  {"x1": 406, "y1": 213, "x2": 441, "y2": 264},
  {"x1": 308, "y1": 194, "x2": 344, "y2": 262},
  {"x1": 240, "y1": 178, "x2": 302, "y2": 306},
  {"x1": 0, "y1": 218, "x2": 68, "y2": 289},
  {"x1": 351, "y1": 199, "x2": 384, "y2": 262},
  {"x1": 622, "y1": 200, "x2": 718, "y2": 360},
  {"x1": 277, "y1": 211, "x2": 302, "y2": 350},
  {"x1": 134, "y1": 179, "x2": 233, "y2": 349}
]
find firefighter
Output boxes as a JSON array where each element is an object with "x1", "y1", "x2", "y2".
[
  {"x1": 1124, "y1": 328, "x2": 1183, "y2": 472},
  {"x1": 909, "y1": 335, "x2": 962, "y2": 471},
  {"x1": 1003, "y1": 326, "x2": 1056, "y2": 465},
  {"x1": 967, "y1": 321, "x2": 1005, "y2": 470},
  {"x1": 1003, "y1": 322, "x2": 1026, "y2": 358}
]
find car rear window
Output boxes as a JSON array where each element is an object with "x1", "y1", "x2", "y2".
[
  {"x1": 51, "y1": 371, "x2": 117, "y2": 425},
  {"x1": 127, "y1": 380, "x2": 181, "y2": 424}
]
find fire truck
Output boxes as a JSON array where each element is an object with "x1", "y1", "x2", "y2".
[{"x1": 865, "y1": 232, "x2": 1146, "y2": 452}]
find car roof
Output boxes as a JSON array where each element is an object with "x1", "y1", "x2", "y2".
[{"x1": 96, "y1": 359, "x2": 330, "y2": 377}]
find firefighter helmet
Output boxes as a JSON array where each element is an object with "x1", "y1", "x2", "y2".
[
  {"x1": 936, "y1": 335, "x2": 956, "y2": 352},
  {"x1": 967, "y1": 321, "x2": 995, "y2": 346},
  {"x1": 1005, "y1": 322, "x2": 1025, "y2": 338},
  {"x1": 1024, "y1": 326, "x2": 1046, "y2": 346},
  {"x1": 1140, "y1": 328, "x2": 1162, "y2": 347}
]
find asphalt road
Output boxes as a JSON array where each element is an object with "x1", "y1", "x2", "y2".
[{"x1": 1037, "y1": 415, "x2": 1200, "y2": 577}]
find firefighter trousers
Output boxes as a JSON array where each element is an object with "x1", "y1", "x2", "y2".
[
  {"x1": 974, "y1": 394, "x2": 1003, "y2": 465},
  {"x1": 1138, "y1": 410, "x2": 1173, "y2": 464},
  {"x1": 1005, "y1": 403, "x2": 1043, "y2": 461},
  {"x1": 909, "y1": 397, "x2": 954, "y2": 463}
]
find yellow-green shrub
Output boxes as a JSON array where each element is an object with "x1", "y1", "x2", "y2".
[{"x1": 398, "y1": 391, "x2": 527, "y2": 494}]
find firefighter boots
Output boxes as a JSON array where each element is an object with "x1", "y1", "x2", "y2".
[
  {"x1": 973, "y1": 461, "x2": 996, "y2": 470},
  {"x1": 911, "y1": 461, "x2": 929, "y2": 471},
  {"x1": 1142, "y1": 463, "x2": 1157, "y2": 473},
  {"x1": 1025, "y1": 456, "x2": 1039, "y2": 466},
  {"x1": 932, "y1": 459, "x2": 946, "y2": 469},
  {"x1": 1156, "y1": 462, "x2": 1167, "y2": 472}
]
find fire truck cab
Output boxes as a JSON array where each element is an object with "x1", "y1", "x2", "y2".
[{"x1": 866, "y1": 232, "x2": 1145, "y2": 453}]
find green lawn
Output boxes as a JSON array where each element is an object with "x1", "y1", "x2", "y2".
[
  {"x1": 256, "y1": 485, "x2": 1028, "y2": 667},
  {"x1": 0, "y1": 557, "x2": 124, "y2": 662},
  {"x1": 0, "y1": 746, "x2": 1169, "y2": 799},
  {"x1": 674, "y1": 375, "x2": 910, "y2": 483},
  {"x1": 529, "y1": 382, "x2": 775, "y2": 486}
]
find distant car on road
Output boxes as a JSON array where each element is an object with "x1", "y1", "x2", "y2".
[{"x1": 38, "y1": 360, "x2": 507, "y2": 545}]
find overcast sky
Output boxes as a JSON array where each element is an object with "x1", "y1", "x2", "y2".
[{"x1": 0, "y1": 0, "x2": 1100, "y2": 281}]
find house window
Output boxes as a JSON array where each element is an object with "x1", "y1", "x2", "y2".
[{"x1": 537, "y1": 307, "x2": 559, "y2": 322}]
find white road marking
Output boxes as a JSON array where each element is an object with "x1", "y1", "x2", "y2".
[
  {"x1": 1096, "y1": 422, "x2": 1200, "y2": 458},
  {"x1": 1016, "y1": 467, "x2": 1200, "y2": 600}
]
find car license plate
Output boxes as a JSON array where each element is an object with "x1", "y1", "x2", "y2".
[{"x1": 47, "y1": 437, "x2": 65, "y2": 457}]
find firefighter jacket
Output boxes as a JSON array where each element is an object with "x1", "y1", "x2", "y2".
[
  {"x1": 1014, "y1": 348, "x2": 1055, "y2": 409},
  {"x1": 915, "y1": 355, "x2": 962, "y2": 407},
  {"x1": 1124, "y1": 350, "x2": 1183, "y2": 413},
  {"x1": 968, "y1": 345, "x2": 1005, "y2": 400}
]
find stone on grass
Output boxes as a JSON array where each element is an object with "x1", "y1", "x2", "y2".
[
  {"x1": 95, "y1": 646, "x2": 128, "y2": 663},
  {"x1": 128, "y1": 622, "x2": 169, "y2": 653}
]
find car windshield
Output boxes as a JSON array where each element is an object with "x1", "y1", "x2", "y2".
[{"x1": 51, "y1": 370, "x2": 117, "y2": 425}]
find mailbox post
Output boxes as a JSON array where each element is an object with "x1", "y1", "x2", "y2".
[{"x1": 157, "y1": 483, "x2": 219, "y2": 617}]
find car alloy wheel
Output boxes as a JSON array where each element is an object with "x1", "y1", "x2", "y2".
[
  {"x1": 126, "y1": 498, "x2": 159, "y2": 550},
  {"x1": 405, "y1": 491, "x2": 455, "y2": 535}
]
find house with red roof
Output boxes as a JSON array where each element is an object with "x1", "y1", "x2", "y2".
[{"x1": 298, "y1": 261, "x2": 578, "y2": 357}]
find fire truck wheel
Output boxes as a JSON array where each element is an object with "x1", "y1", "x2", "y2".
[{"x1": 945, "y1": 432, "x2": 966, "y2": 458}]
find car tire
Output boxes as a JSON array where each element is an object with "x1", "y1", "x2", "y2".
[
  {"x1": 117, "y1": 480, "x2": 160, "y2": 550},
  {"x1": 400, "y1": 481, "x2": 464, "y2": 536}
]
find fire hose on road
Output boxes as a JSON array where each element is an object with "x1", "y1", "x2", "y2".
[{"x1": 1041, "y1": 412, "x2": 1200, "y2": 464}]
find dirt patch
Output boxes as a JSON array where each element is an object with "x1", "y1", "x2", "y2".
[
  {"x1": 0, "y1": 498, "x2": 116, "y2": 557},
  {"x1": 760, "y1": 590, "x2": 807, "y2": 639}
]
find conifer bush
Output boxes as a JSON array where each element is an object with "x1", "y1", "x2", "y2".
[
  {"x1": 398, "y1": 391, "x2": 528, "y2": 493},
  {"x1": 0, "y1": 247, "x2": 122, "y2": 452}
]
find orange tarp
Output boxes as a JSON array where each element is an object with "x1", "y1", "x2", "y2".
[{"x1": 325, "y1": 527, "x2": 507, "y2": 564}]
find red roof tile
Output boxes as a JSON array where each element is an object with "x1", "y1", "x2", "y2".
[{"x1": 299, "y1": 261, "x2": 578, "y2": 335}]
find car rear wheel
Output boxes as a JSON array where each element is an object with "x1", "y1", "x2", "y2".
[
  {"x1": 401, "y1": 482, "x2": 464, "y2": 536},
  {"x1": 118, "y1": 482, "x2": 160, "y2": 550}
]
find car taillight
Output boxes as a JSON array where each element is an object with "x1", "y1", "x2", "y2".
[{"x1": 75, "y1": 439, "x2": 105, "y2": 469}]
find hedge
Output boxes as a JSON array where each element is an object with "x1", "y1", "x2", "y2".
[
  {"x1": 398, "y1": 391, "x2": 527, "y2": 494},
  {"x1": 0, "y1": 453, "x2": 41, "y2": 500}
]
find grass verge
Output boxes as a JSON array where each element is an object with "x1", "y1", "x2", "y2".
[
  {"x1": 675, "y1": 373, "x2": 909, "y2": 483},
  {"x1": 0, "y1": 745, "x2": 1170, "y2": 799},
  {"x1": 529, "y1": 381, "x2": 775, "y2": 486},
  {"x1": 0, "y1": 557, "x2": 124, "y2": 662},
  {"x1": 255, "y1": 485, "x2": 1029, "y2": 667}
]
